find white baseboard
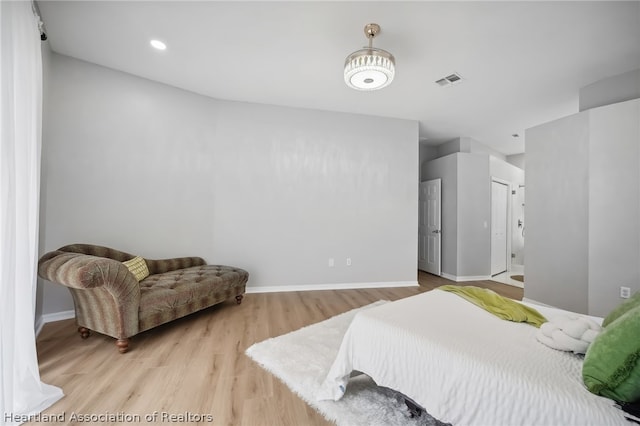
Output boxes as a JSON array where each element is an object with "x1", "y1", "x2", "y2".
[
  {"x1": 441, "y1": 273, "x2": 491, "y2": 282},
  {"x1": 34, "y1": 282, "x2": 420, "y2": 334},
  {"x1": 35, "y1": 317, "x2": 44, "y2": 337},
  {"x1": 522, "y1": 297, "x2": 556, "y2": 308},
  {"x1": 246, "y1": 281, "x2": 419, "y2": 294},
  {"x1": 35, "y1": 310, "x2": 75, "y2": 337}
]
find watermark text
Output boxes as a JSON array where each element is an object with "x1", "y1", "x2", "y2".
[{"x1": 4, "y1": 411, "x2": 214, "y2": 423}]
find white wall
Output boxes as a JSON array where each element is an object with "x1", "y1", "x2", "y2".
[
  {"x1": 418, "y1": 143, "x2": 439, "y2": 180},
  {"x1": 525, "y1": 98, "x2": 640, "y2": 315},
  {"x1": 466, "y1": 137, "x2": 506, "y2": 161},
  {"x1": 588, "y1": 99, "x2": 640, "y2": 316},
  {"x1": 40, "y1": 53, "x2": 419, "y2": 315},
  {"x1": 422, "y1": 152, "x2": 491, "y2": 280},
  {"x1": 432, "y1": 136, "x2": 507, "y2": 162},
  {"x1": 435, "y1": 138, "x2": 462, "y2": 158},
  {"x1": 525, "y1": 112, "x2": 590, "y2": 314},
  {"x1": 579, "y1": 68, "x2": 640, "y2": 112},
  {"x1": 490, "y1": 156, "x2": 525, "y2": 184},
  {"x1": 457, "y1": 153, "x2": 491, "y2": 277},
  {"x1": 506, "y1": 153, "x2": 525, "y2": 170}
]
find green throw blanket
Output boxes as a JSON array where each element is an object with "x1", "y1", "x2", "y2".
[{"x1": 438, "y1": 285, "x2": 547, "y2": 327}]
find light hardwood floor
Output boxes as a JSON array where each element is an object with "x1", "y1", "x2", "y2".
[{"x1": 31, "y1": 274, "x2": 522, "y2": 426}]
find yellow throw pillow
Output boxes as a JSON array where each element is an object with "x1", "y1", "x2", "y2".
[{"x1": 122, "y1": 256, "x2": 150, "y2": 282}]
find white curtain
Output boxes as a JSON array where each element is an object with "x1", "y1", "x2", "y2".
[{"x1": 0, "y1": 2, "x2": 63, "y2": 424}]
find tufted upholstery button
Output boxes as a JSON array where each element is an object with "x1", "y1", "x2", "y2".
[{"x1": 138, "y1": 264, "x2": 248, "y2": 326}]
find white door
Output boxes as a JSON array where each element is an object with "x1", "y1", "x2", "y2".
[
  {"x1": 418, "y1": 179, "x2": 441, "y2": 275},
  {"x1": 491, "y1": 180, "x2": 508, "y2": 276}
]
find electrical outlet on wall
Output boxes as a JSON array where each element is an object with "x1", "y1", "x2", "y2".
[{"x1": 620, "y1": 286, "x2": 631, "y2": 299}]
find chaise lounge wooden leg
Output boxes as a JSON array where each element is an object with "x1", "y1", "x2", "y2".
[
  {"x1": 116, "y1": 338, "x2": 129, "y2": 354},
  {"x1": 78, "y1": 327, "x2": 91, "y2": 339},
  {"x1": 235, "y1": 294, "x2": 244, "y2": 305}
]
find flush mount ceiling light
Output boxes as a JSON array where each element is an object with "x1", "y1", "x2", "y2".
[
  {"x1": 344, "y1": 23, "x2": 395, "y2": 91},
  {"x1": 150, "y1": 39, "x2": 167, "y2": 50}
]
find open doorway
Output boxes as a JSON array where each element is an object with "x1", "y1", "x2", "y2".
[
  {"x1": 490, "y1": 179, "x2": 525, "y2": 288},
  {"x1": 491, "y1": 180, "x2": 509, "y2": 276},
  {"x1": 510, "y1": 184, "x2": 525, "y2": 281}
]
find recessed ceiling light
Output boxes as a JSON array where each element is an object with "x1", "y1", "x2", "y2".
[{"x1": 150, "y1": 39, "x2": 166, "y2": 50}]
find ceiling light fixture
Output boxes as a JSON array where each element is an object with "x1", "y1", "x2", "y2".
[
  {"x1": 344, "y1": 23, "x2": 395, "y2": 91},
  {"x1": 150, "y1": 39, "x2": 167, "y2": 50}
]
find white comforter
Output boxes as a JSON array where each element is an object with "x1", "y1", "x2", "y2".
[{"x1": 317, "y1": 290, "x2": 629, "y2": 425}]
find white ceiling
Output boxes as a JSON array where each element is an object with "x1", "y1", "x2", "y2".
[{"x1": 37, "y1": 1, "x2": 640, "y2": 155}]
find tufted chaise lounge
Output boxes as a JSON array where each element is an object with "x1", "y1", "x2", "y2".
[{"x1": 38, "y1": 244, "x2": 249, "y2": 353}]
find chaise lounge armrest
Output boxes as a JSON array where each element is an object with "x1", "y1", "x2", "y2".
[
  {"x1": 38, "y1": 250, "x2": 140, "y2": 294},
  {"x1": 38, "y1": 250, "x2": 142, "y2": 341}
]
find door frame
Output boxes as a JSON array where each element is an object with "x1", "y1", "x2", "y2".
[
  {"x1": 418, "y1": 178, "x2": 442, "y2": 275},
  {"x1": 490, "y1": 177, "x2": 513, "y2": 276}
]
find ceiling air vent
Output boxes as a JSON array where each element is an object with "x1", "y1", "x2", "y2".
[{"x1": 435, "y1": 73, "x2": 463, "y2": 87}]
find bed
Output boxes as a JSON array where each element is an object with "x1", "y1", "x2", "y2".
[{"x1": 317, "y1": 289, "x2": 631, "y2": 425}]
